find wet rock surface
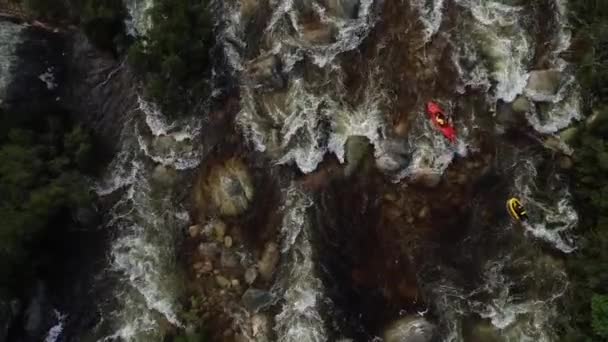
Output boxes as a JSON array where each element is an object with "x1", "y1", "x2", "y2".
[
  {"x1": 383, "y1": 316, "x2": 437, "y2": 342},
  {"x1": 196, "y1": 157, "x2": 255, "y2": 217}
]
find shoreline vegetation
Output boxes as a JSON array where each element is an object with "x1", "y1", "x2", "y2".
[{"x1": 561, "y1": 1, "x2": 608, "y2": 341}]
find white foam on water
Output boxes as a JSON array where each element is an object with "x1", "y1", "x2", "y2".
[
  {"x1": 525, "y1": 81, "x2": 582, "y2": 134},
  {"x1": 95, "y1": 95, "x2": 205, "y2": 339},
  {"x1": 263, "y1": 0, "x2": 379, "y2": 69},
  {"x1": 273, "y1": 188, "x2": 328, "y2": 342},
  {"x1": 513, "y1": 158, "x2": 578, "y2": 253},
  {"x1": 124, "y1": 0, "x2": 155, "y2": 36},
  {"x1": 44, "y1": 310, "x2": 67, "y2": 342},
  {"x1": 452, "y1": 39, "x2": 492, "y2": 94},
  {"x1": 411, "y1": 0, "x2": 446, "y2": 42},
  {"x1": 456, "y1": 0, "x2": 532, "y2": 102},
  {"x1": 469, "y1": 257, "x2": 567, "y2": 341}
]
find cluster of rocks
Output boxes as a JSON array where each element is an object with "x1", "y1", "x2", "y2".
[{"x1": 187, "y1": 156, "x2": 284, "y2": 340}]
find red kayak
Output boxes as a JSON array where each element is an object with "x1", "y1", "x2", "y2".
[{"x1": 426, "y1": 101, "x2": 456, "y2": 143}]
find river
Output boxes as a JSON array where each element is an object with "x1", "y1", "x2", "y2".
[{"x1": 55, "y1": 0, "x2": 582, "y2": 341}]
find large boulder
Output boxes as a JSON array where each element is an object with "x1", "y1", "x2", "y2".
[
  {"x1": 344, "y1": 135, "x2": 372, "y2": 177},
  {"x1": 198, "y1": 158, "x2": 255, "y2": 217},
  {"x1": 511, "y1": 96, "x2": 531, "y2": 113},
  {"x1": 524, "y1": 70, "x2": 562, "y2": 101},
  {"x1": 558, "y1": 126, "x2": 580, "y2": 145},
  {"x1": 383, "y1": 316, "x2": 437, "y2": 342}
]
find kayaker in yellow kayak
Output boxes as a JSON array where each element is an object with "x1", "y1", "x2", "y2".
[{"x1": 507, "y1": 197, "x2": 528, "y2": 221}]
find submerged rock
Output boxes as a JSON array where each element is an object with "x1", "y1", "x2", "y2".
[
  {"x1": 511, "y1": 96, "x2": 531, "y2": 113},
  {"x1": 344, "y1": 135, "x2": 372, "y2": 177},
  {"x1": 410, "y1": 168, "x2": 442, "y2": 188},
  {"x1": 257, "y1": 242, "x2": 279, "y2": 281},
  {"x1": 525, "y1": 70, "x2": 562, "y2": 101},
  {"x1": 383, "y1": 316, "x2": 436, "y2": 342},
  {"x1": 245, "y1": 267, "x2": 258, "y2": 285},
  {"x1": 241, "y1": 289, "x2": 275, "y2": 312},
  {"x1": 189, "y1": 224, "x2": 201, "y2": 238},
  {"x1": 151, "y1": 164, "x2": 178, "y2": 186},
  {"x1": 199, "y1": 158, "x2": 255, "y2": 217},
  {"x1": 558, "y1": 156, "x2": 573, "y2": 170},
  {"x1": 559, "y1": 126, "x2": 580, "y2": 145},
  {"x1": 324, "y1": 0, "x2": 360, "y2": 18},
  {"x1": 468, "y1": 320, "x2": 503, "y2": 342}
]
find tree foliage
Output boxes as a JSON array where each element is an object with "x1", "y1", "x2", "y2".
[
  {"x1": 0, "y1": 108, "x2": 93, "y2": 290},
  {"x1": 561, "y1": 1, "x2": 608, "y2": 341},
  {"x1": 127, "y1": 0, "x2": 213, "y2": 117}
]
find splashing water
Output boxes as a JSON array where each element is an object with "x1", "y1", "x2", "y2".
[
  {"x1": 273, "y1": 188, "x2": 328, "y2": 342},
  {"x1": 94, "y1": 98, "x2": 204, "y2": 340},
  {"x1": 44, "y1": 310, "x2": 67, "y2": 342}
]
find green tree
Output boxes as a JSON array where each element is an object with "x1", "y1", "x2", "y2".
[{"x1": 593, "y1": 294, "x2": 608, "y2": 339}]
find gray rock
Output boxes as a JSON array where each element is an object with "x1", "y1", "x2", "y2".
[
  {"x1": 525, "y1": 70, "x2": 562, "y2": 101},
  {"x1": 221, "y1": 250, "x2": 240, "y2": 269},
  {"x1": 245, "y1": 267, "x2": 258, "y2": 285},
  {"x1": 258, "y1": 242, "x2": 280, "y2": 281},
  {"x1": 188, "y1": 225, "x2": 201, "y2": 238},
  {"x1": 224, "y1": 236, "x2": 233, "y2": 248},
  {"x1": 198, "y1": 242, "x2": 220, "y2": 258},
  {"x1": 241, "y1": 289, "x2": 275, "y2": 312},
  {"x1": 383, "y1": 316, "x2": 436, "y2": 342},
  {"x1": 151, "y1": 164, "x2": 177, "y2": 186},
  {"x1": 212, "y1": 220, "x2": 227, "y2": 241},
  {"x1": 559, "y1": 126, "x2": 580, "y2": 145},
  {"x1": 511, "y1": 96, "x2": 531, "y2": 113},
  {"x1": 558, "y1": 156, "x2": 573, "y2": 170},
  {"x1": 344, "y1": 136, "x2": 372, "y2": 177},
  {"x1": 216, "y1": 275, "x2": 231, "y2": 288},
  {"x1": 203, "y1": 159, "x2": 255, "y2": 217}
]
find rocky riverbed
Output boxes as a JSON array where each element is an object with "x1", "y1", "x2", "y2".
[{"x1": 0, "y1": 0, "x2": 587, "y2": 341}]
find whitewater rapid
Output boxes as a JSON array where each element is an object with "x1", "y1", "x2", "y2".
[
  {"x1": 99, "y1": 0, "x2": 584, "y2": 340},
  {"x1": 94, "y1": 98, "x2": 203, "y2": 341}
]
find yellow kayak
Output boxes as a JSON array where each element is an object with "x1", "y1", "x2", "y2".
[{"x1": 507, "y1": 197, "x2": 528, "y2": 221}]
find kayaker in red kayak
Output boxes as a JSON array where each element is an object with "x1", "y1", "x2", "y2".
[{"x1": 426, "y1": 101, "x2": 456, "y2": 143}]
